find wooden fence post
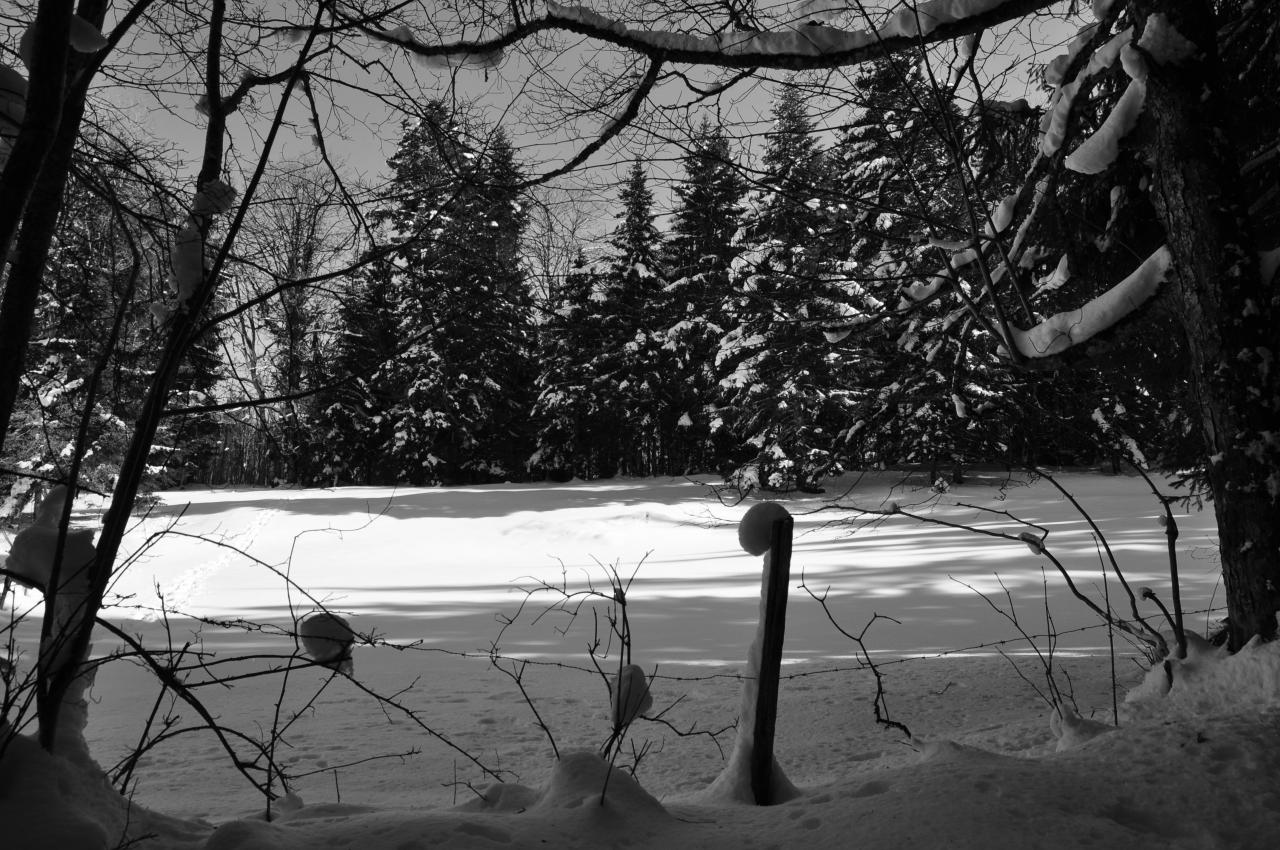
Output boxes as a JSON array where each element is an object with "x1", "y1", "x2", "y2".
[{"x1": 748, "y1": 509, "x2": 792, "y2": 805}]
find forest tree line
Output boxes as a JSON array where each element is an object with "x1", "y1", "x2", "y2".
[{"x1": 2, "y1": 58, "x2": 1205, "y2": 507}]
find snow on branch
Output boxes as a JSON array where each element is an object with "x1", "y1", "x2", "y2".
[
  {"x1": 546, "y1": 0, "x2": 1050, "y2": 66},
  {"x1": 351, "y1": 1, "x2": 1060, "y2": 71},
  {"x1": 1136, "y1": 13, "x2": 1198, "y2": 65},
  {"x1": 1010, "y1": 246, "x2": 1172, "y2": 358},
  {"x1": 1040, "y1": 27, "x2": 1131, "y2": 156},
  {"x1": 1064, "y1": 45, "x2": 1147, "y2": 174}
]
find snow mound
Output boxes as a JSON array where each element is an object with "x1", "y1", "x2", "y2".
[
  {"x1": 1049, "y1": 705, "x2": 1115, "y2": 751},
  {"x1": 0, "y1": 730, "x2": 121, "y2": 849},
  {"x1": 1125, "y1": 634, "x2": 1280, "y2": 719},
  {"x1": 0, "y1": 728, "x2": 206, "y2": 850},
  {"x1": 199, "y1": 751, "x2": 668, "y2": 850},
  {"x1": 527, "y1": 750, "x2": 668, "y2": 815}
]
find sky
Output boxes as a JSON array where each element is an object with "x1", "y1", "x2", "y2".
[{"x1": 61, "y1": 0, "x2": 1081, "y2": 245}]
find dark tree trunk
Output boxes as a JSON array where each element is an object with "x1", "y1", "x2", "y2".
[
  {"x1": 1137, "y1": 0, "x2": 1280, "y2": 648},
  {"x1": 0, "y1": 1, "x2": 74, "y2": 453}
]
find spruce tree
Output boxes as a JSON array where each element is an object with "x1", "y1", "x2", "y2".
[
  {"x1": 592, "y1": 163, "x2": 670, "y2": 475},
  {"x1": 321, "y1": 265, "x2": 401, "y2": 484},
  {"x1": 323, "y1": 108, "x2": 533, "y2": 485},
  {"x1": 663, "y1": 121, "x2": 747, "y2": 473},
  {"x1": 529, "y1": 254, "x2": 608, "y2": 478},
  {"x1": 2, "y1": 146, "x2": 181, "y2": 510},
  {"x1": 715, "y1": 84, "x2": 859, "y2": 492},
  {"x1": 667, "y1": 120, "x2": 747, "y2": 277},
  {"x1": 826, "y1": 59, "x2": 1015, "y2": 482}
]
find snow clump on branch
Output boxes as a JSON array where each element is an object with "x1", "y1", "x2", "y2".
[
  {"x1": 1064, "y1": 45, "x2": 1147, "y2": 174},
  {"x1": 1041, "y1": 28, "x2": 1132, "y2": 156},
  {"x1": 1009, "y1": 245, "x2": 1172, "y2": 358},
  {"x1": 545, "y1": 0, "x2": 1014, "y2": 59}
]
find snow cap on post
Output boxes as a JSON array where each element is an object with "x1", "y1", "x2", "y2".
[
  {"x1": 738, "y1": 502, "x2": 791, "y2": 556},
  {"x1": 300, "y1": 612, "x2": 355, "y2": 671}
]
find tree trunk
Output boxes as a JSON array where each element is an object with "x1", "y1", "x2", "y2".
[
  {"x1": 1137, "y1": 0, "x2": 1280, "y2": 648},
  {"x1": 0, "y1": 1, "x2": 74, "y2": 453}
]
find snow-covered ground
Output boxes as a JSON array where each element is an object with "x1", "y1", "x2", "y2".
[{"x1": 3, "y1": 471, "x2": 1278, "y2": 849}]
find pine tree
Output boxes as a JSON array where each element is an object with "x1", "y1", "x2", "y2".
[
  {"x1": 667, "y1": 120, "x2": 747, "y2": 277},
  {"x1": 452, "y1": 130, "x2": 536, "y2": 481},
  {"x1": 529, "y1": 254, "x2": 608, "y2": 478},
  {"x1": 162, "y1": 318, "x2": 225, "y2": 485},
  {"x1": 825, "y1": 59, "x2": 1017, "y2": 482},
  {"x1": 323, "y1": 109, "x2": 533, "y2": 485},
  {"x1": 2, "y1": 146, "x2": 176, "y2": 512},
  {"x1": 715, "y1": 84, "x2": 859, "y2": 492},
  {"x1": 591, "y1": 163, "x2": 671, "y2": 475},
  {"x1": 532, "y1": 163, "x2": 678, "y2": 478},
  {"x1": 321, "y1": 265, "x2": 401, "y2": 484},
  {"x1": 662, "y1": 121, "x2": 748, "y2": 473}
]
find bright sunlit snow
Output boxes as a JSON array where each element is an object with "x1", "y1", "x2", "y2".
[{"x1": 3, "y1": 472, "x2": 1278, "y2": 849}]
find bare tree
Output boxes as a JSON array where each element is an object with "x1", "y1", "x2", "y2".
[{"x1": 216, "y1": 161, "x2": 358, "y2": 483}]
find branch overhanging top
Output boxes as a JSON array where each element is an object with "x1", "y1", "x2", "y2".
[{"x1": 350, "y1": 0, "x2": 1061, "y2": 71}]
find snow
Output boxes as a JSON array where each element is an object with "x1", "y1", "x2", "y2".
[
  {"x1": 792, "y1": 0, "x2": 846, "y2": 26},
  {"x1": 899, "y1": 273, "x2": 949, "y2": 308},
  {"x1": 1258, "y1": 246, "x2": 1280, "y2": 286},
  {"x1": 1091, "y1": 0, "x2": 1120, "y2": 22},
  {"x1": 168, "y1": 181, "x2": 237, "y2": 306},
  {"x1": 878, "y1": 0, "x2": 1010, "y2": 40},
  {"x1": 986, "y1": 193, "x2": 1017, "y2": 235},
  {"x1": 1064, "y1": 46, "x2": 1147, "y2": 174},
  {"x1": 191, "y1": 179, "x2": 237, "y2": 217},
  {"x1": 609, "y1": 665, "x2": 653, "y2": 727},
  {"x1": 168, "y1": 222, "x2": 205, "y2": 304},
  {"x1": 3, "y1": 472, "x2": 1278, "y2": 849},
  {"x1": 4, "y1": 485, "x2": 95, "y2": 591},
  {"x1": 1040, "y1": 28, "x2": 1132, "y2": 156},
  {"x1": 299, "y1": 612, "x2": 355, "y2": 668},
  {"x1": 1012, "y1": 245, "x2": 1172, "y2": 358},
  {"x1": 1137, "y1": 13, "x2": 1198, "y2": 65},
  {"x1": 1044, "y1": 22, "x2": 1099, "y2": 87},
  {"x1": 545, "y1": 1, "x2": 1014, "y2": 61},
  {"x1": 545, "y1": 2, "x2": 626, "y2": 36},
  {"x1": 736, "y1": 501, "x2": 789, "y2": 556},
  {"x1": 376, "y1": 23, "x2": 504, "y2": 69},
  {"x1": 67, "y1": 14, "x2": 108, "y2": 54},
  {"x1": 1091, "y1": 408, "x2": 1147, "y2": 466},
  {"x1": 1033, "y1": 253, "x2": 1071, "y2": 296}
]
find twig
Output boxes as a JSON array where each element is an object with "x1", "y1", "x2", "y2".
[{"x1": 799, "y1": 573, "x2": 910, "y2": 738}]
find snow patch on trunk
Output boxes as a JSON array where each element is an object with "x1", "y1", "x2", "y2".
[{"x1": 1137, "y1": 13, "x2": 1198, "y2": 65}]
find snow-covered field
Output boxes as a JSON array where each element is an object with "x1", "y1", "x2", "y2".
[{"x1": 4, "y1": 471, "x2": 1279, "y2": 849}]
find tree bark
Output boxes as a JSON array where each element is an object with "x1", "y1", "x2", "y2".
[
  {"x1": 1136, "y1": 0, "x2": 1280, "y2": 648},
  {"x1": 0, "y1": 1, "x2": 74, "y2": 454}
]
